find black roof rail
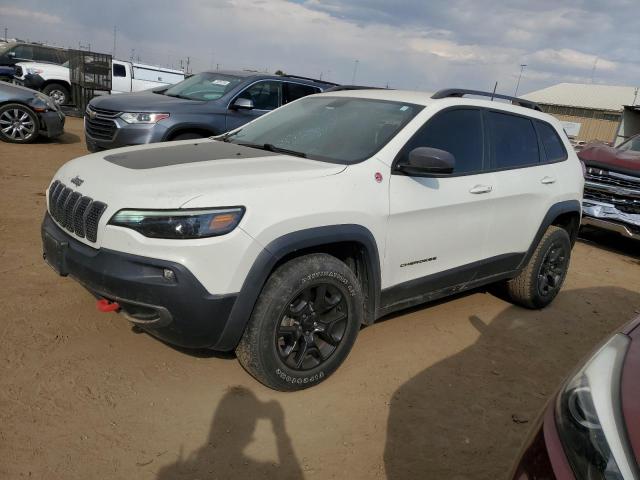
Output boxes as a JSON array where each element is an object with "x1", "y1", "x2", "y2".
[
  {"x1": 281, "y1": 74, "x2": 339, "y2": 86},
  {"x1": 322, "y1": 85, "x2": 387, "y2": 92},
  {"x1": 431, "y1": 88, "x2": 542, "y2": 111}
]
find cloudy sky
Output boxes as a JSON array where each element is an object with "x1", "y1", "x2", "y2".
[{"x1": 1, "y1": 0, "x2": 638, "y2": 95}]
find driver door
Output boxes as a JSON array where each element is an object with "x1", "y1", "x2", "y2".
[
  {"x1": 384, "y1": 108, "x2": 493, "y2": 294},
  {"x1": 225, "y1": 80, "x2": 282, "y2": 131}
]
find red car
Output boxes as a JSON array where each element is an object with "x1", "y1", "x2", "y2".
[
  {"x1": 511, "y1": 315, "x2": 640, "y2": 479},
  {"x1": 578, "y1": 134, "x2": 640, "y2": 240}
]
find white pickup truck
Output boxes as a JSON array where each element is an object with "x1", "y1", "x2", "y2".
[{"x1": 13, "y1": 59, "x2": 185, "y2": 105}]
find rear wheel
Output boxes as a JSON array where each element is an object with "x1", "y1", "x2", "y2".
[
  {"x1": 236, "y1": 253, "x2": 363, "y2": 391},
  {"x1": 504, "y1": 225, "x2": 571, "y2": 309},
  {"x1": 42, "y1": 83, "x2": 70, "y2": 106},
  {"x1": 0, "y1": 103, "x2": 39, "y2": 143}
]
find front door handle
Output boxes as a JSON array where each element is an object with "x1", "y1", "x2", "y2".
[
  {"x1": 469, "y1": 185, "x2": 493, "y2": 194},
  {"x1": 541, "y1": 176, "x2": 556, "y2": 185}
]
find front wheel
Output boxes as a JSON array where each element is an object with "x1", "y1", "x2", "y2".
[
  {"x1": 42, "y1": 83, "x2": 70, "y2": 106},
  {"x1": 236, "y1": 253, "x2": 364, "y2": 391},
  {"x1": 0, "y1": 103, "x2": 40, "y2": 143},
  {"x1": 503, "y1": 225, "x2": 571, "y2": 309}
]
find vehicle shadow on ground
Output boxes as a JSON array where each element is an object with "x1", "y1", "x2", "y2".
[
  {"x1": 384, "y1": 287, "x2": 640, "y2": 480},
  {"x1": 155, "y1": 386, "x2": 304, "y2": 479},
  {"x1": 578, "y1": 227, "x2": 640, "y2": 261},
  {"x1": 32, "y1": 131, "x2": 81, "y2": 145}
]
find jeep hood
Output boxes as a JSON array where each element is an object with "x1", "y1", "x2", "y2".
[
  {"x1": 52, "y1": 140, "x2": 347, "y2": 211},
  {"x1": 90, "y1": 90, "x2": 208, "y2": 112}
]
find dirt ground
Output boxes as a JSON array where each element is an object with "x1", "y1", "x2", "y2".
[{"x1": 1, "y1": 117, "x2": 639, "y2": 480}]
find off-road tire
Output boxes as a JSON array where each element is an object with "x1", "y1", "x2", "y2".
[
  {"x1": 505, "y1": 225, "x2": 571, "y2": 309},
  {"x1": 236, "y1": 253, "x2": 364, "y2": 391},
  {"x1": 42, "y1": 83, "x2": 70, "y2": 106}
]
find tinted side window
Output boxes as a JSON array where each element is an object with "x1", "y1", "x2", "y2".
[
  {"x1": 34, "y1": 46, "x2": 54, "y2": 63},
  {"x1": 284, "y1": 83, "x2": 320, "y2": 104},
  {"x1": 536, "y1": 121, "x2": 567, "y2": 162},
  {"x1": 113, "y1": 64, "x2": 127, "y2": 77},
  {"x1": 487, "y1": 111, "x2": 539, "y2": 168},
  {"x1": 13, "y1": 45, "x2": 34, "y2": 60},
  {"x1": 401, "y1": 109, "x2": 484, "y2": 174},
  {"x1": 238, "y1": 81, "x2": 281, "y2": 110}
]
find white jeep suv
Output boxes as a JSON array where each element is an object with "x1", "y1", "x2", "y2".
[{"x1": 41, "y1": 88, "x2": 584, "y2": 391}]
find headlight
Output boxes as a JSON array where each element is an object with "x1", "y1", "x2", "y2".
[
  {"x1": 120, "y1": 112, "x2": 169, "y2": 124},
  {"x1": 555, "y1": 333, "x2": 638, "y2": 480},
  {"x1": 109, "y1": 207, "x2": 245, "y2": 239},
  {"x1": 32, "y1": 93, "x2": 57, "y2": 112},
  {"x1": 26, "y1": 67, "x2": 43, "y2": 75}
]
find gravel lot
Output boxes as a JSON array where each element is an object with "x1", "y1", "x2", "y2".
[{"x1": 1, "y1": 117, "x2": 639, "y2": 480}]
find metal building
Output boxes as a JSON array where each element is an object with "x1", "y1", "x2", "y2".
[{"x1": 521, "y1": 83, "x2": 640, "y2": 145}]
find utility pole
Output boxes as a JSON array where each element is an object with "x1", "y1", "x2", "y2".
[
  {"x1": 130, "y1": 48, "x2": 135, "y2": 63},
  {"x1": 351, "y1": 59, "x2": 359, "y2": 84},
  {"x1": 186, "y1": 56, "x2": 190, "y2": 74},
  {"x1": 112, "y1": 26, "x2": 117, "y2": 57},
  {"x1": 514, "y1": 64, "x2": 527, "y2": 97},
  {"x1": 4, "y1": 28, "x2": 7, "y2": 42}
]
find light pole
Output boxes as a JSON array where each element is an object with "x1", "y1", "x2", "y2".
[
  {"x1": 514, "y1": 64, "x2": 527, "y2": 97},
  {"x1": 351, "y1": 59, "x2": 359, "y2": 85}
]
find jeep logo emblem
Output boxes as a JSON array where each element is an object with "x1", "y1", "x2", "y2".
[{"x1": 71, "y1": 176, "x2": 84, "y2": 187}]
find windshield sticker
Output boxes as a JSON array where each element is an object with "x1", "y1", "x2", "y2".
[
  {"x1": 212, "y1": 79, "x2": 230, "y2": 86},
  {"x1": 400, "y1": 106, "x2": 409, "y2": 111}
]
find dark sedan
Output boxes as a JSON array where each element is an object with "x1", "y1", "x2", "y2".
[
  {"x1": 511, "y1": 315, "x2": 640, "y2": 479},
  {"x1": 0, "y1": 81, "x2": 64, "y2": 143},
  {"x1": 84, "y1": 71, "x2": 336, "y2": 152}
]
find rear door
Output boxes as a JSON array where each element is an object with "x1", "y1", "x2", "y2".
[
  {"x1": 385, "y1": 108, "x2": 493, "y2": 293},
  {"x1": 283, "y1": 82, "x2": 320, "y2": 105},
  {"x1": 225, "y1": 80, "x2": 282, "y2": 131},
  {"x1": 111, "y1": 61, "x2": 131, "y2": 93},
  {"x1": 482, "y1": 110, "x2": 564, "y2": 262}
]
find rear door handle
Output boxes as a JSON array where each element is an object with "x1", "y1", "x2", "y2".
[
  {"x1": 541, "y1": 176, "x2": 556, "y2": 185},
  {"x1": 469, "y1": 185, "x2": 493, "y2": 194}
]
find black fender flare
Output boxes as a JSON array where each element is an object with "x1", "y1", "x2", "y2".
[
  {"x1": 212, "y1": 224, "x2": 382, "y2": 351},
  {"x1": 518, "y1": 199, "x2": 581, "y2": 270}
]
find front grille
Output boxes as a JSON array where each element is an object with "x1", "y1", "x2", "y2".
[
  {"x1": 48, "y1": 180, "x2": 108, "y2": 242},
  {"x1": 85, "y1": 105, "x2": 120, "y2": 141},
  {"x1": 584, "y1": 167, "x2": 640, "y2": 215}
]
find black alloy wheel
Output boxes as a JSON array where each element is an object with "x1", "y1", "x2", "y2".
[
  {"x1": 275, "y1": 283, "x2": 349, "y2": 371},
  {"x1": 537, "y1": 242, "x2": 568, "y2": 297}
]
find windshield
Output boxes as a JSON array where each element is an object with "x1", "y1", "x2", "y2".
[
  {"x1": 619, "y1": 135, "x2": 640, "y2": 153},
  {"x1": 164, "y1": 72, "x2": 243, "y2": 101},
  {"x1": 224, "y1": 96, "x2": 423, "y2": 164}
]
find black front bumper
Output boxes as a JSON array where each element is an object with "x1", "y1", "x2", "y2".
[
  {"x1": 39, "y1": 110, "x2": 65, "y2": 138},
  {"x1": 41, "y1": 213, "x2": 238, "y2": 349}
]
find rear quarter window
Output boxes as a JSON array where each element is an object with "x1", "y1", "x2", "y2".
[
  {"x1": 536, "y1": 121, "x2": 568, "y2": 162},
  {"x1": 487, "y1": 111, "x2": 539, "y2": 169}
]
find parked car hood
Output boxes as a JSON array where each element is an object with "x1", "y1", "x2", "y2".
[
  {"x1": 578, "y1": 143, "x2": 640, "y2": 176},
  {"x1": 90, "y1": 90, "x2": 208, "y2": 112},
  {"x1": 51, "y1": 139, "x2": 347, "y2": 213},
  {"x1": 621, "y1": 317, "x2": 640, "y2": 466},
  {"x1": 15, "y1": 61, "x2": 69, "y2": 77}
]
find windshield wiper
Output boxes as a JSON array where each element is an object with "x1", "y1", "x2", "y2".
[{"x1": 262, "y1": 143, "x2": 307, "y2": 158}]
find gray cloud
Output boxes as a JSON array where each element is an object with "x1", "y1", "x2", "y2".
[{"x1": 1, "y1": 0, "x2": 638, "y2": 95}]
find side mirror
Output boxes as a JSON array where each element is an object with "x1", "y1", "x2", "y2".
[
  {"x1": 7, "y1": 51, "x2": 15, "y2": 58},
  {"x1": 397, "y1": 147, "x2": 456, "y2": 176},
  {"x1": 231, "y1": 97, "x2": 254, "y2": 110}
]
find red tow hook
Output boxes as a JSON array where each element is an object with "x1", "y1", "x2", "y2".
[{"x1": 97, "y1": 299, "x2": 120, "y2": 313}]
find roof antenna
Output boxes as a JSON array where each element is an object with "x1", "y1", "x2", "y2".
[{"x1": 491, "y1": 81, "x2": 498, "y2": 101}]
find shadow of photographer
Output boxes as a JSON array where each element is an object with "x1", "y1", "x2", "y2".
[
  {"x1": 157, "y1": 386, "x2": 303, "y2": 480},
  {"x1": 384, "y1": 286, "x2": 640, "y2": 480}
]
